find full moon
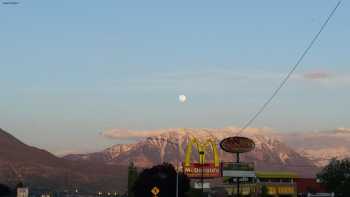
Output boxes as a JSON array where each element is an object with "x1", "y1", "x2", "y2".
[{"x1": 178, "y1": 95, "x2": 187, "y2": 103}]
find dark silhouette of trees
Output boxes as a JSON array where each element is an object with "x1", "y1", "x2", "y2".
[
  {"x1": 132, "y1": 163, "x2": 190, "y2": 197},
  {"x1": 185, "y1": 188, "x2": 202, "y2": 197},
  {"x1": 317, "y1": 158, "x2": 350, "y2": 197},
  {"x1": 260, "y1": 185, "x2": 269, "y2": 197},
  {"x1": 0, "y1": 183, "x2": 13, "y2": 197},
  {"x1": 16, "y1": 182, "x2": 24, "y2": 188},
  {"x1": 128, "y1": 162, "x2": 138, "y2": 197}
]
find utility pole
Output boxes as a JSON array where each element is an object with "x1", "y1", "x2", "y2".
[
  {"x1": 236, "y1": 152, "x2": 240, "y2": 197},
  {"x1": 176, "y1": 161, "x2": 179, "y2": 197},
  {"x1": 175, "y1": 139, "x2": 181, "y2": 197},
  {"x1": 199, "y1": 151, "x2": 205, "y2": 197}
]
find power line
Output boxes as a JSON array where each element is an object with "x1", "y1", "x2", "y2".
[{"x1": 237, "y1": 1, "x2": 342, "y2": 136}]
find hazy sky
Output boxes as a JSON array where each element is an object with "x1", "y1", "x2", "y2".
[{"x1": 0, "y1": 0, "x2": 349, "y2": 154}]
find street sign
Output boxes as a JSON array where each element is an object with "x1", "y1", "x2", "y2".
[
  {"x1": 222, "y1": 170, "x2": 256, "y2": 177},
  {"x1": 225, "y1": 177, "x2": 255, "y2": 183},
  {"x1": 194, "y1": 182, "x2": 210, "y2": 189},
  {"x1": 222, "y1": 162, "x2": 255, "y2": 171},
  {"x1": 151, "y1": 186, "x2": 160, "y2": 197},
  {"x1": 221, "y1": 162, "x2": 255, "y2": 177}
]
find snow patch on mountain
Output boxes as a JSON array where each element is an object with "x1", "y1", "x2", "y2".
[
  {"x1": 64, "y1": 128, "x2": 319, "y2": 177},
  {"x1": 105, "y1": 144, "x2": 135, "y2": 159},
  {"x1": 101, "y1": 127, "x2": 273, "y2": 141},
  {"x1": 277, "y1": 128, "x2": 350, "y2": 167},
  {"x1": 298, "y1": 147, "x2": 350, "y2": 167},
  {"x1": 279, "y1": 153, "x2": 290, "y2": 164}
]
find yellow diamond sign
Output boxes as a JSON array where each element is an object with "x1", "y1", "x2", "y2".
[{"x1": 151, "y1": 186, "x2": 160, "y2": 196}]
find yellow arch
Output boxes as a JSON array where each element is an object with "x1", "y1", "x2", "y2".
[{"x1": 184, "y1": 137, "x2": 220, "y2": 167}]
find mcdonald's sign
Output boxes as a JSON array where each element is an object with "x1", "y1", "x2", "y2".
[{"x1": 183, "y1": 137, "x2": 221, "y2": 178}]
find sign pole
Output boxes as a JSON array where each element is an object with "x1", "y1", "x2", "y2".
[
  {"x1": 219, "y1": 137, "x2": 255, "y2": 197},
  {"x1": 176, "y1": 160, "x2": 179, "y2": 197},
  {"x1": 201, "y1": 162, "x2": 204, "y2": 196},
  {"x1": 236, "y1": 152, "x2": 240, "y2": 197},
  {"x1": 183, "y1": 137, "x2": 221, "y2": 195},
  {"x1": 176, "y1": 139, "x2": 181, "y2": 197},
  {"x1": 199, "y1": 151, "x2": 204, "y2": 197}
]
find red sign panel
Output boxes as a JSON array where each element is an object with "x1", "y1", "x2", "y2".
[{"x1": 183, "y1": 163, "x2": 221, "y2": 178}]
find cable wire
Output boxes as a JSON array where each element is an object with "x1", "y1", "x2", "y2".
[{"x1": 236, "y1": 1, "x2": 342, "y2": 136}]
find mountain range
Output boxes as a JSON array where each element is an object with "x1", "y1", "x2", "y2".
[
  {"x1": 90, "y1": 127, "x2": 350, "y2": 168},
  {"x1": 1, "y1": 127, "x2": 349, "y2": 192},
  {"x1": 277, "y1": 128, "x2": 350, "y2": 166},
  {"x1": 64, "y1": 128, "x2": 320, "y2": 177}
]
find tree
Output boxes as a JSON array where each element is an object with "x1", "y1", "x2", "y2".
[
  {"x1": 16, "y1": 182, "x2": 24, "y2": 188},
  {"x1": 186, "y1": 188, "x2": 202, "y2": 197},
  {"x1": 260, "y1": 185, "x2": 269, "y2": 197},
  {"x1": 132, "y1": 163, "x2": 190, "y2": 197},
  {"x1": 306, "y1": 186, "x2": 317, "y2": 194},
  {"x1": 317, "y1": 158, "x2": 350, "y2": 197},
  {"x1": 128, "y1": 161, "x2": 138, "y2": 197},
  {"x1": 0, "y1": 183, "x2": 13, "y2": 197}
]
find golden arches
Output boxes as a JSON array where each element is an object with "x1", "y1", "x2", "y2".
[{"x1": 184, "y1": 137, "x2": 220, "y2": 167}]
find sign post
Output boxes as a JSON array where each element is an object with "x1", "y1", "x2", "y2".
[
  {"x1": 199, "y1": 151, "x2": 205, "y2": 197},
  {"x1": 236, "y1": 152, "x2": 240, "y2": 197},
  {"x1": 151, "y1": 186, "x2": 160, "y2": 197},
  {"x1": 183, "y1": 137, "x2": 221, "y2": 196},
  {"x1": 183, "y1": 138, "x2": 221, "y2": 179},
  {"x1": 220, "y1": 136, "x2": 255, "y2": 197}
]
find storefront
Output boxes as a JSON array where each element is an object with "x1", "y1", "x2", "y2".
[
  {"x1": 256, "y1": 171, "x2": 298, "y2": 197},
  {"x1": 221, "y1": 162, "x2": 257, "y2": 196}
]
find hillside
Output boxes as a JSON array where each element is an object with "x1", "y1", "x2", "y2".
[{"x1": 0, "y1": 128, "x2": 127, "y2": 193}]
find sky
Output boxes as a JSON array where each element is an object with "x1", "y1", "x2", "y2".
[{"x1": 0, "y1": 0, "x2": 349, "y2": 154}]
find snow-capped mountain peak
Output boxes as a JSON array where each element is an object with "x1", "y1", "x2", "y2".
[{"x1": 64, "y1": 128, "x2": 318, "y2": 177}]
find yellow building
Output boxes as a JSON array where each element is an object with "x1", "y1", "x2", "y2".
[
  {"x1": 224, "y1": 183, "x2": 257, "y2": 196},
  {"x1": 216, "y1": 171, "x2": 297, "y2": 197},
  {"x1": 256, "y1": 171, "x2": 298, "y2": 197}
]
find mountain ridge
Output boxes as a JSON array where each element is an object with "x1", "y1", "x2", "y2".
[
  {"x1": 64, "y1": 128, "x2": 319, "y2": 177},
  {"x1": 277, "y1": 128, "x2": 350, "y2": 166},
  {"x1": 96, "y1": 127, "x2": 350, "y2": 168},
  {"x1": 0, "y1": 128, "x2": 127, "y2": 193}
]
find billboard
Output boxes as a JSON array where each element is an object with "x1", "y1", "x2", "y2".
[
  {"x1": 17, "y1": 188, "x2": 29, "y2": 197},
  {"x1": 194, "y1": 182, "x2": 210, "y2": 189},
  {"x1": 183, "y1": 137, "x2": 220, "y2": 178},
  {"x1": 220, "y1": 137, "x2": 255, "y2": 153},
  {"x1": 224, "y1": 177, "x2": 255, "y2": 183},
  {"x1": 222, "y1": 162, "x2": 255, "y2": 171},
  {"x1": 222, "y1": 162, "x2": 255, "y2": 177},
  {"x1": 183, "y1": 163, "x2": 221, "y2": 178},
  {"x1": 222, "y1": 170, "x2": 256, "y2": 178}
]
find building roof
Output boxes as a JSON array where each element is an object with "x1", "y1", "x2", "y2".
[
  {"x1": 295, "y1": 178, "x2": 327, "y2": 193},
  {"x1": 256, "y1": 171, "x2": 298, "y2": 179}
]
